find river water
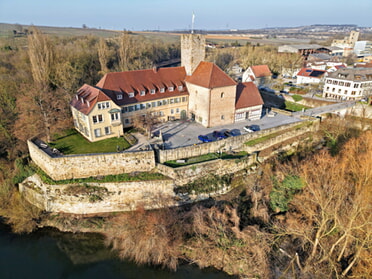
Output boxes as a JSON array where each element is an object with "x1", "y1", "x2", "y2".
[{"x1": 0, "y1": 223, "x2": 232, "y2": 279}]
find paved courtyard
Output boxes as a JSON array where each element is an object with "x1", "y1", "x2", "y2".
[{"x1": 127, "y1": 100, "x2": 358, "y2": 151}]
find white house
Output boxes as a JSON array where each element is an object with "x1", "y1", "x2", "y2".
[{"x1": 323, "y1": 68, "x2": 372, "y2": 101}]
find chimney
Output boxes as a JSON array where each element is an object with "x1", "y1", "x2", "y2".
[{"x1": 153, "y1": 66, "x2": 158, "y2": 73}]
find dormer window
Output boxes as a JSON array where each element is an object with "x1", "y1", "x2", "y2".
[
  {"x1": 117, "y1": 94, "x2": 123, "y2": 100},
  {"x1": 80, "y1": 97, "x2": 84, "y2": 104},
  {"x1": 140, "y1": 90, "x2": 145, "y2": 96},
  {"x1": 150, "y1": 89, "x2": 155, "y2": 94},
  {"x1": 178, "y1": 85, "x2": 183, "y2": 91},
  {"x1": 160, "y1": 88, "x2": 165, "y2": 93},
  {"x1": 128, "y1": 92, "x2": 134, "y2": 98},
  {"x1": 76, "y1": 95, "x2": 79, "y2": 100},
  {"x1": 169, "y1": 86, "x2": 174, "y2": 92}
]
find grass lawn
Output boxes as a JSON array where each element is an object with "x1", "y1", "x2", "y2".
[
  {"x1": 49, "y1": 129, "x2": 130, "y2": 155},
  {"x1": 164, "y1": 151, "x2": 248, "y2": 168},
  {"x1": 285, "y1": 101, "x2": 310, "y2": 112}
]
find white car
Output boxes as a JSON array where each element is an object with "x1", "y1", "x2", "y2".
[{"x1": 244, "y1": 125, "x2": 260, "y2": 133}]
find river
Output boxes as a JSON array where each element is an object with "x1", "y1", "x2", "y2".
[{"x1": 0, "y1": 223, "x2": 232, "y2": 279}]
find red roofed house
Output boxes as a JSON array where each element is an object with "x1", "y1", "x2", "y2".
[
  {"x1": 235, "y1": 82, "x2": 264, "y2": 122},
  {"x1": 242, "y1": 65, "x2": 272, "y2": 86},
  {"x1": 296, "y1": 68, "x2": 327, "y2": 84},
  {"x1": 71, "y1": 34, "x2": 264, "y2": 142}
]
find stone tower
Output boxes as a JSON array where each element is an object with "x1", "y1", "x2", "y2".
[
  {"x1": 181, "y1": 34, "x2": 205, "y2": 76},
  {"x1": 349, "y1": 31, "x2": 360, "y2": 46}
]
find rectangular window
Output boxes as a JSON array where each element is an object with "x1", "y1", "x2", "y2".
[
  {"x1": 327, "y1": 80, "x2": 332, "y2": 84},
  {"x1": 150, "y1": 89, "x2": 155, "y2": 94},
  {"x1": 169, "y1": 86, "x2": 174, "y2": 92},
  {"x1": 182, "y1": 96, "x2": 187, "y2": 102},
  {"x1": 159, "y1": 111, "x2": 164, "y2": 116},
  {"x1": 93, "y1": 115, "x2": 103, "y2": 123},
  {"x1": 339, "y1": 81, "x2": 344, "y2": 86},
  {"x1": 354, "y1": 84, "x2": 359, "y2": 88},
  {"x1": 162, "y1": 99, "x2": 168, "y2": 105},
  {"x1": 140, "y1": 90, "x2": 145, "y2": 96},
  {"x1": 124, "y1": 118, "x2": 130, "y2": 124},
  {"x1": 175, "y1": 98, "x2": 180, "y2": 103},
  {"x1": 104, "y1": 127, "x2": 111, "y2": 135},
  {"x1": 122, "y1": 107, "x2": 128, "y2": 113},
  {"x1": 338, "y1": 89, "x2": 342, "y2": 93},
  {"x1": 147, "y1": 103, "x2": 151, "y2": 109},
  {"x1": 176, "y1": 108, "x2": 180, "y2": 113},
  {"x1": 178, "y1": 85, "x2": 183, "y2": 91},
  {"x1": 135, "y1": 104, "x2": 141, "y2": 111},
  {"x1": 351, "y1": 91, "x2": 356, "y2": 95},
  {"x1": 128, "y1": 92, "x2": 134, "y2": 98},
  {"x1": 333, "y1": 80, "x2": 338, "y2": 85},
  {"x1": 326, "y1": 87, "x2": 329, "y2": 91},
  {"x1": 106, "y1": 102, "x2": 110, "y2": 108},
  {"x1": 345, "y1": 82, "x2": 351, "y2": 87},
  {"x1": 97, "y1": 104, "x2": 102, "y2": 109},
  {"x1": 151, "y1": 101, "x2": 156, "y2": 107},
  {"x1": 221, "y1": 115, "x2": 224, "y2": 120},
  {"x1": 117, "y1": 94, "x2": 123, "y2": 100},
  {"x1": 170, "y1": 98, "x2": 174, "y2": 104},
  {"x1": 171, "y1": 109, "x2": 174, "y2": 114},
  {"x1": 160, "y1": 88, "x2": 165, "y2": 93},
  {"x1": 157, "y1": 101, "x2": 162, "y2": 106},
  {"x1": 128, "y1": 106, "x2": 134, "y2": 112},
  {"x1": 140, "y1": 103, "x2": 146, "y2": 110},
  {"x1": 111, "y1": 113, "x2": 119, "y2": 121},
  {"x1": 94, "y1": 128, "x2": 101, "y2": 137}
]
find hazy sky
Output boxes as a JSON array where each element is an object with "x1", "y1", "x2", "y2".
[{"x1": 1, "y1": 0, "x2": 371, "y2": 31}]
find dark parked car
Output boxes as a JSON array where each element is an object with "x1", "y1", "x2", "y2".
[
  {"x1": 224, "y1": 129, "x2": 239, "y2": 137},
  {"x1": 213, "y1": 130, "x2": 227, "y2": 140},
  {"x1": 198, "y1": 135, "x2": 213, "y2": 143},
  {"x1": 243, "y1": 125, "x2": 260, "y2": 133},
  {"x1": 280, "y1": 90, "x2": 289, "y2": 94}
]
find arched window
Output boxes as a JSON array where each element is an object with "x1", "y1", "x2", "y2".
[{"x1": 221, "y1": 92, "x2": 224, "y2": 98}]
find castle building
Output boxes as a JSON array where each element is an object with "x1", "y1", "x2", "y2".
[{"x1": 71, "y1": 34, "x2": 263, "y2": 142}]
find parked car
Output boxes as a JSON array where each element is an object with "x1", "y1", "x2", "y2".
[
  {"x1": 280, "y1": 90, "x2": 289, "y2": 94},
  {"x1": 224, "y1": 129, "x2": 239, "y2": 137},
  {"x1": 244, "y1": 125, "x2": 260, "y2": 133},
  {"x1": 213, "y1": 130, "x2": 227, "y2": 140},
  {"x1": 198, "y1": 135, "x2": 213, "y2": 143}
]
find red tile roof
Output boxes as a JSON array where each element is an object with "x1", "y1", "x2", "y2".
[
  {"x1": 297, "y1": 68, "x2": 326, "y2": 78},
  {"x1": 250, "y1": 65, "x2": 272, "y2": 78},
  {"x1": 96, "y1": 67, "x2": 189, "y2": 106},
  {"x1": 185, "y1": 61, "x2": 236, "y2": 88},
  {"x1": 70, "y1": 84, "x2": 111, "y2": 115},
  {"x1": 235, "y1": 82, "x2": 264, "y2": 109}
]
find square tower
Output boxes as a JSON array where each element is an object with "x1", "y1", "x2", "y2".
[{"x1": 181, "y1": 34, "x2": 206, "y2": 76}]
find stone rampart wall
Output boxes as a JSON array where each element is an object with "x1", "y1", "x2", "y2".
[
  {"x1": 19, "y1": 174, "x2": 174, "y2": 214},
  {"x1": 157, "y1": 120, "x2": 319, "y2": 163},
  {"x1": 156, "y1": 154, "x2": 257, "y2": 186},
  {"x1": 28, "y1": 139, "x2": 156, "y2": 181}
]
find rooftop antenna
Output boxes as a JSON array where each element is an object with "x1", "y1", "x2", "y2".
[{"x1": 191, "y1": 11, "x2": 195, "y2": 34}]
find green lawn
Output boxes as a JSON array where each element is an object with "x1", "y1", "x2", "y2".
[
  {"x1": 49, "y1": 129, "x2": 130, "y2": 155},
  {"x1": 164, "y1": 151, "x2": 248, "y2": 168},
  {"x1": 285, "y1": 101, "x2": 310, "y2": 112}
]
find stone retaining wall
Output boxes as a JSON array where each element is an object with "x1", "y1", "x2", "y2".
[
  {"x1": 28, "y1": 139, "x2": 156, "y2": 181},
  {"x1": 156, "y1": 153, "x2": 257, "y2": 186},
  {"x1": 19, "y1": 174, "x2": 175, "y2": 214}
]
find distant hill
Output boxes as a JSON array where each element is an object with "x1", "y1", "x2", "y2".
[{"x1": 0, "y1": 23, "x2": 121, "y2": 38}]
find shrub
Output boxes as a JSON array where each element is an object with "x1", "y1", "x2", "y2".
[{"x1": 269, "y1": 175, "x2": 305, "y2": 212}]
